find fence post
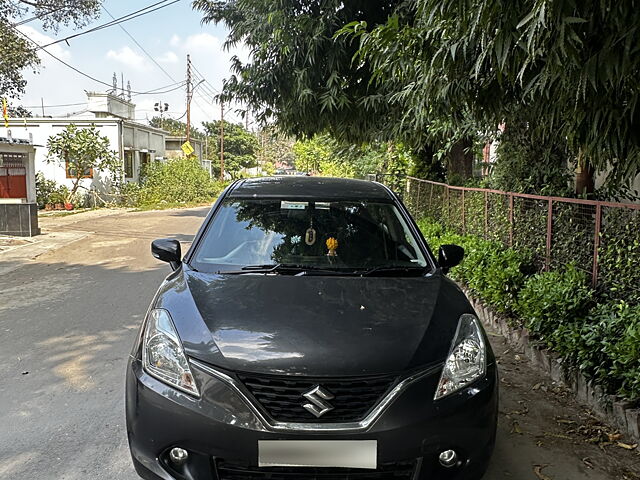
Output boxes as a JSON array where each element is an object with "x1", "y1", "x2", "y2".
[
  {"x1": 416, "y1": 180, "x2": 422, "y2": 217},
  {"x1": 508, "y1": 194, "x2": 514, "y2": 246},
  {"x1": 484, "y1": 191, "x2": 488, "y2": 239},
  {"x1": 592, "y1": 204, "x2": 602, "y2": 288},
  {"x1": 461, "y1": 189, "x2": 466, "y2": 234},
  {"x1": 545, "y1": 199, "x2": 553, "y2": 271},
  {"x1": 429, "y1": 183, "x2": 434, "y2": 217},
  {"x1": 446, "y1": 187, "x2": 450, "y2": 227}
]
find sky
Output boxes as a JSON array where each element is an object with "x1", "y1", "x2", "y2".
[{"x1": 14, "y1": 0, "x2": 249, "y2": 129}]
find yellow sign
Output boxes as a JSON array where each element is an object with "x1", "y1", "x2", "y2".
[
  {"x1": 2, "y1": 98, "x2": 8, "y2": 128},
  {"x1": 181, "y1": 141, "x2": 195, "y2": 156}
]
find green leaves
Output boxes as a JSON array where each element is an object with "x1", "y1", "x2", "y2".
[
  {"x1": 138, "y1": 156, "x2": 223, "y2": 207},
  {"x1": 45, "y1": 123, "x2": 120, "y2": 198},
  {"x1": 419, "y1": 215, "x2": 640, "y2": 401},
  {"x1": 0, "y1": 0, "x2": 100, "y2": 98}
]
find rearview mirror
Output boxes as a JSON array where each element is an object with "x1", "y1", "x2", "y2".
[
  {"x1": 438, "y1": 244, "x2": 464, "y2": 273},
  {"x1": 151, "y1": 239, "x2": 181, "y2": 271}
]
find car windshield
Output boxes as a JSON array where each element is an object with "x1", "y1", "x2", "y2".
[{"x1": 191, "y1": 198, "x2": 429, "y2": 273}]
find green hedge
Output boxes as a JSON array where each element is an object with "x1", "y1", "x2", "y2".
[
  {"x1": 137, "y1": 156, "x2": 225, "y2": 208},
  {"x1": 419, "y1": 216, "x2": 640, "y2": 402},
  {"x1": 418, "y1": 218, "x2": 533, "y2": 315}
]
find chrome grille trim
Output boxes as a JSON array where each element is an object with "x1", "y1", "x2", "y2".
[{"x1": 189, "y1": 359, "x2": 436, "y2": 432}]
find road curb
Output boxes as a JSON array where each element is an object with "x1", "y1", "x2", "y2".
[{"x1": 463, "y1": 287, "x2": 640, "y2": 445}]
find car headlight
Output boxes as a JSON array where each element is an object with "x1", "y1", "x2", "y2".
[
  {"x1": 434, "y1": 314, "x2": 486, "y2": 400},
  {"x1": 142, "y1": 308, "x2": 199, "y2": 397}
]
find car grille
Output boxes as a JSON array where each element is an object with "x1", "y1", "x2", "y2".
[
  {"x1": 236, "y1": 373, "x2": 399, "y2": 423},
  {"x1": 215, "y1": 460, "x2": 416, "y2": 480}
]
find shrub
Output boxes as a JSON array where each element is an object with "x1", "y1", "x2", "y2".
[
  {"x1": 417, "y1": 217, "x2": 533, "y2": 314},
  {"x1": 558, "y1": 302, "x2": 640, "y2": 401},
  {"x1": 597, "y1": 208, "x2": 640, "y2": 306},
  {"x1": 138, "y1": 156, "x2": 224, "y2": 207},
  {"x1": 516, "y1": 265, "x2": 594, "y2": 345},
  {"x1": 35, "y1": 172, "x2": 59, "y2": 208}
]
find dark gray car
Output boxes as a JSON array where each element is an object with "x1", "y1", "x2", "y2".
[{"x1": 126, "y1": 176, "x2": 498, "y2": 480}]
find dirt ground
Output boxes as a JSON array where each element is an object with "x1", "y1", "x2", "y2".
[{"x1": 485, "y1": 327, "x2": 640, "y2": 480}]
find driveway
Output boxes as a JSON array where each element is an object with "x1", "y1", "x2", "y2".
[{"x1": 0, "y1": 207, "x2": 638, "y2": 479}]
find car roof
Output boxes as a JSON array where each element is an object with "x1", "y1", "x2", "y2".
[{"x1": 227, "y1": 176, "x2": 395, "y2": 201}]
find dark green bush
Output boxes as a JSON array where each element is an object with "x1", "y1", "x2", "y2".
[
  {"x1": 516, "y1": 265, "x2": 594, "y2": 344},
  {"x1": 597, "y1": 208, "x2": 640, "y2": 306},
  {"x1": 417, "y1": 216, "x2": 640, "y2": 402},
  {"x1": 418, "y1": 217, "x2": 533, "y2": 314},
  {"x1": 557, "y1": 302, "x2": 640, "y2": 401}
]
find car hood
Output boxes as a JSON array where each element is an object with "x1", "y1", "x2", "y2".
[{"x1": 154, "y1": 267, "x2": 473, "y2": 376}]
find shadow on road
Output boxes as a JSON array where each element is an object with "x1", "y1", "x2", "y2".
[
  {"x1": 0, "y1": 259, "x2": 168, "y2": 480},
  {"x1": 168, "y1": 208, "x2": 210, "y2": 218}
]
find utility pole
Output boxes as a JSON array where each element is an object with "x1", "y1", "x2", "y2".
[
  {"x1": 186, "y1": 54, "x2": 192, "y2": 143},
  {"x1": 220, "y1": 101, "x2": 225, "y2": 181},
  {"x1": 245, "y1": 110, "x2": 249, "y2": 131}
]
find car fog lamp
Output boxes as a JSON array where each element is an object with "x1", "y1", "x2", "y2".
[
  {"x1": 434, "y1": 314, "x2": 486, "y2": 400},
  {"x1": 169, "y1": 447, "x2": 189, "y2": 465},
  {"x1": 438, "y1": 449, "x2": 458, "y2": 467},
  {"x1": 142, "y1": 309, "x2": 199, "y2": 396}
]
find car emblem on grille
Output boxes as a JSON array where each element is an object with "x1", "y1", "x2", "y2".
[{"x1": 302, "y1": 385, "x2": 335, "y2": 418}]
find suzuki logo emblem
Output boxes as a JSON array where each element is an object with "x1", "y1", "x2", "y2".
[{"x1": 302, "y1": 385, "x2": 335, "y2": 418}]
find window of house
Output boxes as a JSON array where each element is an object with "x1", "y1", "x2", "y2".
[
  {"x1": 124, "y1": 151, "x2": 134, "y2": 178},
  {"x1": 65, "y1": 160, "x2": 93, "y2": 179},
  {"x1": 139, "y1": 152, "x2": 151, "y2": 170}
]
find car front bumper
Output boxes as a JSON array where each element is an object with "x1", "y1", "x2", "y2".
[{"x1": 126, "y1": 357, "x2": 498, "y2": 480}]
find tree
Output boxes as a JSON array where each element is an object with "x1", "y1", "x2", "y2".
[
  {"x1": 8, "y1": 105, "x2": 32, "y2": 117},
  {"x1": 46, "y1": 124, "x2": 120, "y2": 201},
  {"x1": 1, "y1": 0, "x2": 100, "y2": 98},
  {"x1": 193, "y1": 0, "x2": 404, "y2": 143},
  {"x1": 346, "y1": 0, "x2": 640, "y2": 185},
  {"x1": 257, "y1": 129, "x2": 295, "y2": 173},
  {"x1": 193, "y1": 0, "x2": 476, "y2": 181},
  {"x1": 148, "y1": 116, "x2": 204, "y2": 139},
  {"x1": 202, "y1": 120, "x2": 259, "y2": 178}
]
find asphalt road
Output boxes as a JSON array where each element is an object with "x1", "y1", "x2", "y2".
[{"x1": 0, "y1": 207, "x2": 638, "y2": 480}]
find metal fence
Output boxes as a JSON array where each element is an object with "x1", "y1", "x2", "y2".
[{"x1": 396, "y1": 176, "x2": 640, "y2": 294}]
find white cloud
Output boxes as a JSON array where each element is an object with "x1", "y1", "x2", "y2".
[
  {"x1": 106, "y1": 46, "x2": 149, "y2": 71},
  {"x1": 17, "y1": 25, "x2": 71, "y2": 63},
  {"x1": 184, "y1": 33, "x2": 220, "y2": 51},
  {"x1": 169, "y1": 34, "x2": 181, "y2": 47},
  {"x1": 157, "y1": 51, "x2": 178, "y2": 64}
]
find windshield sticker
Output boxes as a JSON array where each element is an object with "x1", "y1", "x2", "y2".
[
  {"x1": 281, "y1": 200, "x2": 308, "y2": 210},
  {"x1": 315, "y1": 202, "x2": 331, "y2": 210}
]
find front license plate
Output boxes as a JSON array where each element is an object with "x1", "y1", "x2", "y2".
[{"x1": 258, "y1": 440, "x2": 377, "y2": 469}]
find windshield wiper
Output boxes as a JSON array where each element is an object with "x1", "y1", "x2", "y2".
[
  {"x1": 219, "y1": 263, "x2": 327, "y2": 275},
  {"x1": 357, "y1": 265, "x2": 429, "y2": 277}
]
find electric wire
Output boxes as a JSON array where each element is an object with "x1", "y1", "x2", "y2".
[
  {"x1": 8, "y1": 22, "x2": 185, "y2": 94},
  {"x1": 37, "y1": 0, "x2": 182, "y2": 49},
  {"x1": 101, "y1": 5, "x2": 178, "y2": 84},
  {"x1": 12, "y1": 0, "x2": 93, "y2": 27}
]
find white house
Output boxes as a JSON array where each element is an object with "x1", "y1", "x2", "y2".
[{"x1": 1, "y1": 91, "x2": 168, "y2": 194}]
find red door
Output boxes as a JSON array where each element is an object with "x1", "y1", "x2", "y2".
[{"x1": 0, "y1": 153, "x2": 28, "y2": 199}]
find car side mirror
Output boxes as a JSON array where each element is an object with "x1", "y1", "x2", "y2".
[
  {"x1": 438, "y1": 244, "x2": 464, "y2": 273},
  {"x1": 152, "y1": 239, "x2": 181, "y2": 271}
]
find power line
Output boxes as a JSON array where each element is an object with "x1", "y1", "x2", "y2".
[
  {"x1": 191, "y1": 63, "x2": 220, "y2": 94},
  {"x1": 101, "y1": 5, "x2": 178, "y2": 84},
  {"x1": 8, "y1": 23, "x2": 185, "y2": 94},
  {"x1": 37, "y1": 0, "x2": 182, "y2": 49},
  {"x1": 12, "y1": 1, "x2": 91, "y2": 27}
]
